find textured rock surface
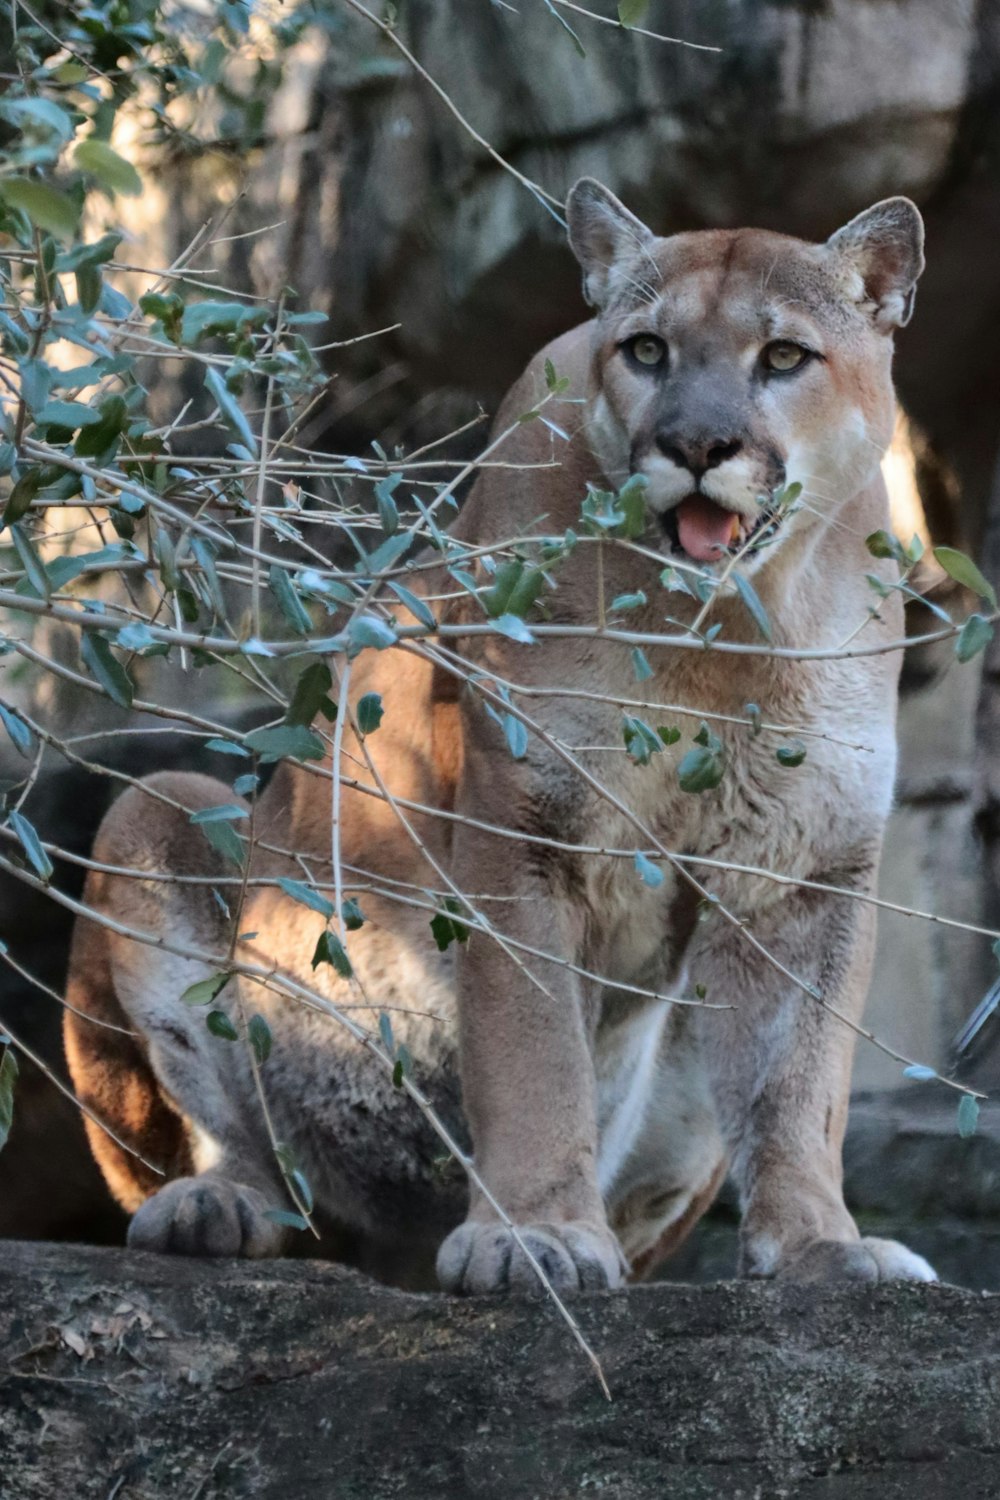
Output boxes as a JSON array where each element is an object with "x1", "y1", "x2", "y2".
[{"x1": 1, "y1": 1241, "x2": 998, "y2": 1499}]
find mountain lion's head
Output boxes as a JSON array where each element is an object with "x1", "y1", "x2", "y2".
[{"x1": 566, "y1": 179, "x2": 924, "y2": 573}]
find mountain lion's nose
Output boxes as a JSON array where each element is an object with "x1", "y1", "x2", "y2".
[{"x1": 656, "y1": 434, "x2": 743, "y2": 476}]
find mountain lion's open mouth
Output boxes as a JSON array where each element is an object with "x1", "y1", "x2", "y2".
[{"x1": 660, "y1": 493, "x2": 780, "y2": 564}]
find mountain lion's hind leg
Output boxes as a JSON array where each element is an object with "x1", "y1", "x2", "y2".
[{"x1": 64, "y1": 772, "x2": 287, "y2": 1259}]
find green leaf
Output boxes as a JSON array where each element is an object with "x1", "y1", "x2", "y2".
[
  {"x1": 311, "y1": 929, "x2": 353, "y2": 978},
  {"x1": 180, "y1": 972, "x2": 231, "y2": 1007},
  {"x1": 290, "y1": 1168, "x2": 314, "y2": 1213},
  {"x1": 616, "y1": 474, "x2": 648, "y2": 537},
  {"x1": 80, "y1": 633, "x2": 133, "y2": 708},
  {"x1": 205, "y1": 365, "x2": 257, "y2": 456},
  {"x1": 263, "y1": 1208, "x2": 309, "y2": 1231},
  {"x1": 429, "y1": 899, "x2": 469, "y2": 952},
  {"x1": 74, "y1": 394, "x2": 128, "y2": 459},
  {"x1": 392, "y1": 1042, "x2": 414, "y2": 1088},
  {"x1": 268, "y1": 565, "x2": 312, "y2": 635},
  {"x1": 116, "y1": 622, "x2": 154, "y2": 651},
  {"x1": 2, "y1": 469, "x2": 43, "y2": 528},
  {"x1": 388, "y1": 581, "x2": 435, "y2": 630},
  {"x1": 198, "y1": 818, "x2": 246, "y2": 869},
  {"x1": 56, "y1": 233, "x2": 122, "y2": 272},
  {"x1": 35, "y1": 400, "x2": 103, "y2": 431},
  {"x1": 484, "y1": 560, "x2": 546, "y2": 621},
  {"x1": 285, "y1": 661, "x2": 333, "y2": 728},
  {"x1": 192, "y1": 538, "x2": 225, "y2": 619},
  {"x1": 609, "y1": 590, "x2": 647, "y2": 614},
  {"x1": 357, "y1": 692, "x2": 384, "y2": 734},
  {"x1": 378, "y1": 1011, "x2": 395, "y2": 1055},
  {"x1": 935, "y1": 546, "x2": 997, "y2": 607},
  {"x1": 865, "y1": 530, "x2": 905, "y2": 564},
  {"x1": 74, "y1": 138, "x2": 143, "y2": 196},
  {"x1": 346, "y1": 614, "x2": 397, "y2": 652},
  {"x1": 492, "y1": 613, "x2": 535, "y2": 645},
  {"x1": 631, "y1": 647, "x2": 653, "y2": 681},
  {"x1": 140, "y1": 289, "x2": 183, "y2": 341},
  {"x1": 634, "y1": 851, "x2": 664, "y2": 888},
  {"x1": 955, "y1": 613, "x2": 994, "y2": 664},
  {"x1": 189, "y1": 804, "x2": 248, "y2": 824},
  {"x1": 958, "y1": 1094, "x2": 980, "y2": 1139},
  {"x1": 276, "y1": 877, "x2": 334, "y2": 919},
  {"x1": 0, "y1": 1047, "x2": 18, "y2": 1154},
  {"x1": 10, "y1": 524, "x2": 50, "y2": 599},
  {"x1": 243, "y1": 722, "x2": 325, "y2": 764},
  {"x1": 204, "y1": 737, "x2": 250, "y2": 757},
  {"x1": 0, "y1": 96, "x2": 74, "y2": 142},
  {"x1": 618, "y1": 0, "x2": 649, "y2": 24},
  {"x1": 0, "y1": 178, "x2": 79, "y2": 240},
  {"x1": 19, "y1": 358, "x2": 51, "y2": 414},
  {"x1": 733, "y1": 573, "x2": 773, "y2": 642},
  {"x1": 509, "y1": 567, "x2": 548, "y2": 621},
  {"x1": 360, "y1": 531, "x2": 413, "y2": 576},
  {"x1": 502, "y1": 712, "x2": 528, "y2": 759},
  {"x1": 622, "y1": 715, "x2": 662, "y2": 765},
  {"x1": 76, "y1": 265, "x2": 102, "y2": 315},
  {"x1": 657, "y1": 725, "x2": 681, "y2": 746},
  {"x1": 180, "y1": 300, "x2": 269, "y2": 345},
  {"x1": 206, "y1": 1010, "x2": 238, "y2": 1041},
  {"x1": 149, "y1": 528, "x2": 178, "y2": 589},
  {"x1": 0, "y1": 703, "x2": 33, "y2": 757},
  {"x1": 248, "y1": 1013, "x2": 272, "y2": 1066},
  {"x1": 677, "y1": 741, "x2": 726, "y2": 793},
  {"x1": 9, "y1": 810, "x2": 52, "y2": 881},
  {"x1": 342, "y1": 898, "x2": 365, "y2": 931},
  {"x1": 582, "y1": 475, "x2": 648, "y2": 539},
  {"x1": 374, "y1": 472, "x2": 401, "y2": 535},
  {"x1": 776, "y1": 740, "x2": 807, "y2": 768}
]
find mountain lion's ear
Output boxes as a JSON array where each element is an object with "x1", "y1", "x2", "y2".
[
  {"x1": 827, "y1": 197, "x2": 925, "y2": 332},
  {"x1": 566, "y1": 178, "x2": 655, "y2": 311}
]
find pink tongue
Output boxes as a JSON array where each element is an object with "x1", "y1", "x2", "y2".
[{"x1": 675, "y1": 496, "x2": 740, "y2": 562}]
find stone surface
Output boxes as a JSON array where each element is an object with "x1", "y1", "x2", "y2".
[{"x1": 3, "y1": 1241, "x2": 1000, "y2": 1499}]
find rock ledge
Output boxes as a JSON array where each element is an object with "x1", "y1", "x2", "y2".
[{"x1": 1, "y1": 1242, "x2": 997, "y2": 1498}]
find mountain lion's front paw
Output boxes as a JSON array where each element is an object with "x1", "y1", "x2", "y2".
[
  {"x1": 127, "y1": 1175, "x2": 287, "y2": 1258},
  {"x1": 779, "y1": 1235, "x2": 937, "y2": 1284},
  {"x1": 436, "y1": 1219, "x2": 625, "y2": 1295}
]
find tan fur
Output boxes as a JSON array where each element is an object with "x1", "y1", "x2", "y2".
[{"x1": 64, "y1": 183, "x2": 936, "y2": 1289}]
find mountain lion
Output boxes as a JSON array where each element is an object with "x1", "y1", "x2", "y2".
[{"x1": 64, "y1": 179, "x2": 936, "y2": 1292}]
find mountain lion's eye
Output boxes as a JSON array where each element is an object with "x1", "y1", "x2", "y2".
[
  {"x1": 628, "y1": 335, "x2": 667, "y2": 368},
  {"x1": 763, "y1": 341, "x2": 809, "y2": 373}
]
